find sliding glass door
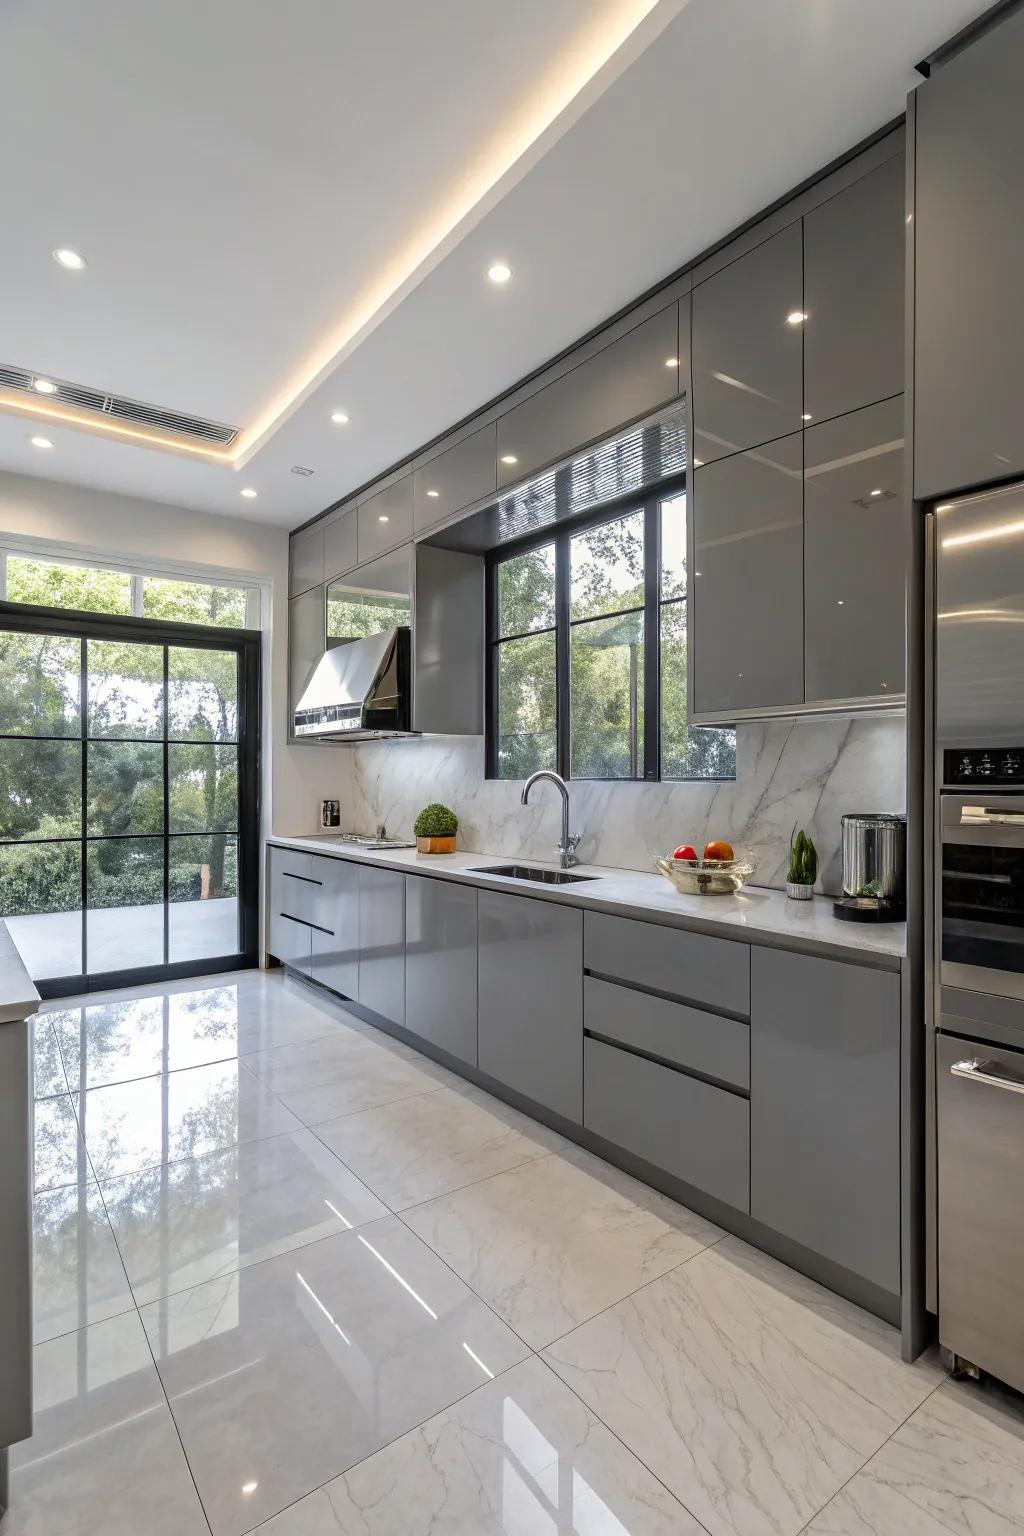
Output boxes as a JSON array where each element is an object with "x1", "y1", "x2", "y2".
[{"x1": 0, "y1": 605, "x2": 259, "y2": 995}]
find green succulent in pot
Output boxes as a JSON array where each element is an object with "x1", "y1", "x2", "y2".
[
  {"x1": 787, "y1": 827, "x2": 818, "y2": 899},
  {"x1": 414, "y1": 803, "x2": 459, "y2": 852}
]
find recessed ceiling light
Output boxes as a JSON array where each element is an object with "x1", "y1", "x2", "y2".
[
  {"x1": 870, "y1": 488, "x2": 883, "y2": 497},
  {"x1": 426, "y1": 489, "x2": 439, "y2": 498},
  {"x1": 33, "y1": 377, "x2": 57, "y2": 395},
  {"x1": 378, "y1": 514, "x2": 390, "y2": 523},
  {"x1": 241, "y1": 1482, "x2": 258, "y2": 1496},
  {"x1": 240, "y1": 487, "x2": 258, "y2": 499},
  {"x1": 330, "y1": 411, "x2": 349, "y2": 425},
  {"x1": 665, "y1": 356, "x2": 679, "y2": 368},
  {"x1": 52, "y1": 247, "x2": 87, "y2": 271},
  {"x1": 501, "y1": 454, "x2": 518, "y2": 465},
  {"x1": 487, "y1": 262, "x2": 512, "y2": 284},
  {"x1": 29, "y1": 435, "x2": 53, "y2": 449},
  {"x1": 786, "y1": 311, "x2": 808, "y2": 326},
  {"x1": 802, "y1": 413, "x2": 813, "y2": 422}
]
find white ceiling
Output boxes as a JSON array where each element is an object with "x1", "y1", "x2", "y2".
[{"x1": 0, "y1": 0, "x2": 987, "y2": 528}]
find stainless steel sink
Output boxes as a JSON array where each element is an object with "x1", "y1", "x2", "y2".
[{"x1": 477, "y1": 864, "x2": 596, "y2": 885}]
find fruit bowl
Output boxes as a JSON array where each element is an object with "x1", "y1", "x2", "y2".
[{"x1": 656, "y1": 855, "x2": 757, "y2": 896}]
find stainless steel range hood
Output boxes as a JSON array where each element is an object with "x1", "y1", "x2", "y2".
[{"x1": 293, "y1": 626, "x2": 412, "y2": 740}]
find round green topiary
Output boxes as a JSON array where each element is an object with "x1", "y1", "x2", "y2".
[{"x1": 413, "y1": 803, "x2": 458, "y2": 838}]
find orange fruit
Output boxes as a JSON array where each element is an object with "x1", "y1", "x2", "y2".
[{"x1": 703, "y1": 839, "x2": 735, "y2": 862}]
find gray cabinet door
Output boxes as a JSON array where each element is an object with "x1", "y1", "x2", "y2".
[
  {"x1": 405, "y1": 875, "x2": 477, "y2": 1065},
  {"x1": 914, "y1": 8, "x2": 1024, "y2": 497},
  {"x1": 290, "y1": 526, "x2": 324, "y2": 597},
  {"x1": 691, "y1": 433, "x2": 804, "y2": 716},
  {"x1": 750, "y1": 947, "x2": 900, "y2": 1295},
  {"x1": 414, "y1": 425, "x2": 496, "y2": 532},
  {"x1": 323, "y1": 507, "x2": 357, "y2": 582},
  {"x1": 496, "y1": 305, "x2": 678, "y2": 487},
  {"x1": 477, "y1": 890, "x2": 582, "y2": 1122},
  {"x1": 412, "y1": 545, "x2": 484, "y2": 736},
  {"x1": 289, "y1": 587, "x2": 324, "y2": 719},
  {"x1": 803, "y1": 396, "x2": 906, "y2": 704},
  {"x1": 358, "y1": 475, "x2": 414, "y2": 563},
  {"x1": 310, "y1": 857, "x2": 360, "y2": 1000},
  {"x1": 803, "y1": 154, "x2": 905, "y2": 424},
  {"x1": 358, "y1": 865, "x2": 406, "y2": 1025},
  {"x1": 691, "y1": 223, "x2": 803, "y2": 464}
]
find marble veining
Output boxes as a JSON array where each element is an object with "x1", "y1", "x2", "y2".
[{"x1": 331, "y1": 715, "x2": 905, "y2": 894}]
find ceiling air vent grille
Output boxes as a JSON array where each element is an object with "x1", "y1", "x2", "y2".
[{"x1": 0, "y1": 364, "x2": 239, "y2": 447}]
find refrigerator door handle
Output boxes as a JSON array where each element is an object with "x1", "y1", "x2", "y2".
[{"x1": 951, "y1": 1057, "x2": 1024, "y2": 1094}]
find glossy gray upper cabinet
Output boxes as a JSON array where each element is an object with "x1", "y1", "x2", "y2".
[
  {"x1": 691, "y1": 434, "x2": 803, "y2": 718},
  {"x1": 477, "y1": 890, "x2": 582, "y2": 1123},
  {"x1": 288, "y1": 586, "x2": 324, "y2": 719},
  {"x1": 310, "y1": 857, "x2": 359, "y2": 1000},
  {"x1": 357, "y1": 865, "x2": 405, "y2": 1026},
  {"x1": 289, "y1": 525, "x2": 324, "y2": 597},
  {"x1": 496, "y1": 305, "x2": 679, "y2": 488},
  {"x1": 323, "y1": 507, "x2": 357, "y2": 582},
  {"x1": 414, "y1": 424, "x2": 496, "y2": 533},
  {"x1": 691, "y1": 223, "x2": 803, "y2": 464},
  {"x1": 750, "y1": 947, "x2": 900, "y2": 1296},
  {"x1": 803, "y1": 153, "x2": 905, "y2": 424},
  {"x1": 914, "y1": 8, "x2": 1024, "y2": 498},
  {"x1": 804, "y1": 397, "x2": 906, "y2": 704},
  {"x1": 358, "y1": 474, "x2": 414, "y2": 564},
  {"x1": 412, "y1": 545, "x2": 483, "y2": 736},
  {"x1": 405, "y1": 875, "x2": 477, "y2": 1066}
]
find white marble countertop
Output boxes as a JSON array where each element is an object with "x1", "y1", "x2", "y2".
[
  {"x1": 268, "y1": 835, "x2": 906, "y2": 967},
  {"x1": 0, "y1": 919, "x2": 41, "y2": 1025}
]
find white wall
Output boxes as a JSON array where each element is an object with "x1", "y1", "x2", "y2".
[{"x1": 0, "y1": 470, "x2": 343, "y2": 838}]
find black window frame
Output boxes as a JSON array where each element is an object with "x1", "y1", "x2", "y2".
[{"x1": 485, "y1": 474, "x2": 735, "y2": 784}]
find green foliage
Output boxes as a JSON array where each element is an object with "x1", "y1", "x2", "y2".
[
  {"x1": 7, "y1": 557, "x2": 133, "y2": 615},
  {"x1": 142, "y1": 578, "x2": 248, "y2": 628},
  {"x1": 789, "y1": 828, "x2": 818, "y2": 886},
  {"x1": 327, "y1": 592, "x2": 409, "y2": 642},
  {"x1": 414, "y1": 803, "x2": 458, "y2": 838}
]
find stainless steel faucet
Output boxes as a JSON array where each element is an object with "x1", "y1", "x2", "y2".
[{"x1": 521, "y1": 770, "x2": 581, "y2": 868}]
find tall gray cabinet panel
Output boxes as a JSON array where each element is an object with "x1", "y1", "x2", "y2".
[
  {"x1": 358, "y1": 475, "x2": 414, "y2": 563},
  {"x1": 414, "y1": 425, "x2": 496, "y2": 532},
  {"x1": 310, "y1": 858, "x2": 360, "y2": 999},
  {"x1": 358, "y1": 866, "x2": 406, "y2": 1025},
  {"x1": 803, "y1": 396, "x2": 906, "y2": 703},
  {"x1": 914, "y1": 8, "x2": 1024, "y2": 497},
  {"x1": 289, "y1": 586, "x2": 324, "y2": 720},
  {"x1": 803, "y1": 153, "x2": 905, "y2": 424},
  {"x1": 750, "y1": 947, "x2": 901, "y2": 1295},
  {"x1": 691, "y1": 433, "x2": 804, "y2": 716},
  {"x1": 323, "y1": 507, "x2": 357, "y2": 582},
  {"x1": 691, "y1": 223, "x2": 803, "y2": 464},
  {"x1": 290, "y1": 525, "x2": 324, "y2": 596},
  {"x1": 405, "y1": 875, "x2": 477, "y2": 1066},
  {"x1": 477, "y1": 890, "x2": 582, "y2": 1123}
]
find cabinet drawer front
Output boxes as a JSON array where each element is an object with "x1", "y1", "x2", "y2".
[
  {"x1": 270, "y1": 847, "x2": 322, "y2": 928},
  {"x1": 269, "y1": 911, "x2": 313, "y2": 974},
  {"x1": 584, "y1": 1038, "x2": 749, "y2": 1211},
  {"x1": 584, "y1": 975, "x2": 748, "y2": 1090},
  {"x1": 584, "y1": 911, "x2": 749, "y2": 1016}
]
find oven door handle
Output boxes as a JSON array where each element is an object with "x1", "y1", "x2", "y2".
[
  {"x1": 951, "y1": 1057, "x2": 1024, "y2": 1094},
  {"x1": 961, "y1": 809, "x2": 1024, "y2": 825},
  {"x1": 943, "y1": 823, "x2": 1024, "y2": 846}
]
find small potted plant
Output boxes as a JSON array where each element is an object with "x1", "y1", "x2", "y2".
[
  {"x1": 786, "y1": 827, "x2": 818, "y2": 900},
  {"x1": 414, "y1": 803, "x2": 458, "y2": 855}
]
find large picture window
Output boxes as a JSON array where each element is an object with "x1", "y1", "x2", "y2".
[{"x1": 487, "y1": 486, "x2": 736, "y2": 782}]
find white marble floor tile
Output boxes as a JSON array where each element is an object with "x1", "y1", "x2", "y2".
[
  {"x1": 33, "y1": 1094, "x2": 90, "y2": 1192},
  {"x1": 139, "y1": 1216, "x2": 528, "y2": 1536},
  {"x1": 78, "y1": 1058, "x2": 302, "y2": 1180},
  {"x1": 33, "y1": 1016, "x2": 69, "y2": 1099},
  {"x1": 403, "y1": 1144, "x2": 723, "y2": 1349},
  {"x1": 33, "y1": 1179, "x2": 135, "y2": 1343},
  {"x1": 245, "y1": 1030, "x2": 456, "y2": 1127},
  {"x1": 312, "y1": 1080, "x2": 566, "y2": 1211},
  {"x1": 101, "y1": 1127, "x2": 389, "y2": 1305},
  {"x1": 53, "y1": 989, "x2": 242, "y2": 1091},
  {"x1": 544, "y1": 1236, "x2": 944, "y2": 1536},
  {"x1": 231, "y1": 969, "x2": 372, "y2": 1049},
  {"x1": 806, "y1": 1375, "x2": 1024, "y2": 1535},
  {"x1": 257, "y1": 1354, "x2": 700, "y2": 1535},
  {"x1": 7, "y1": 1311, "x2": 209, "y2": 1536}
]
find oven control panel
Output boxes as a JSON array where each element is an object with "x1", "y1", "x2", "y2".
[{"x1": 945, "y1": 748, "x2": 1024, "y2": 786}]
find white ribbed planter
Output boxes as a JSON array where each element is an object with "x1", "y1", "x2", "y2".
[{"x1": 786, "y1": 881, "x2": 815, "y2": 901}]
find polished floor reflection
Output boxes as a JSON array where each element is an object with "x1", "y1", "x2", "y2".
[{"x1": 15, "y1": 968, "x2": 1024, "y2": 1535}]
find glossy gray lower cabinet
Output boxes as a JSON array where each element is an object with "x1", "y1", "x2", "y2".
[
  {"x1": 691, "y1": 222, "x2": 803, "y2": 464},
  {"x1": 914, "y1": 7, "x2": 1024, "y2": 498},
  {"x1": 803, "y1": 153, "x2": 905, "y2": 424},
  {"x1": 477, "y1": 890, "x2": 582, "y2": 1123},
  {"x1": 289, "y1": 524, "x2": 324, "y2": 597},
  {"x1": 691, "y1": 433, "x2": 804, "y2": 717},
  {"x1": 496, "y1": 305, "x2": 678, "y2": 488},
  {"x1": 310, "y1": 857, "x2": 359, "y2": 999},
  {"x1": 358, "y1": 865, "x2": 406, "y2": 1026},
  {"x1": 405, "y1": 875, "x2": 477, "y2": 1066},
  {"x1": 288, "y1": 586, "x2": 324, "y2": 719},
  {"x1": 584, "y1": 976, "x2": 749, "y2": 1091},
  {"x1": 584, "y1": 1038, "x2": 750, "y2": 1211},
  {"x1": 414, "y1": 424, "x2": 496, "y2": 532},
  {"x1": 750, "y1": 947, "x2": 900, "y2": 1295},
  {"x1": 358, "y1": 475, "x2": 414, "y2": 564},
  {"x1": 584, "y1": 911, "x2": 749, "y2": 1017},
  {"x1": 804, "y1": 397, "x2": 906, "y2": 703},
  {"x1": 323, "y1": 506, "x2": 357, "y2": 582}
]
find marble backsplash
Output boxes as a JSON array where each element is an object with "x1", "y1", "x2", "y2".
[{"x1": 337, "y1": 715, "x2": 906, "y2": 895}]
